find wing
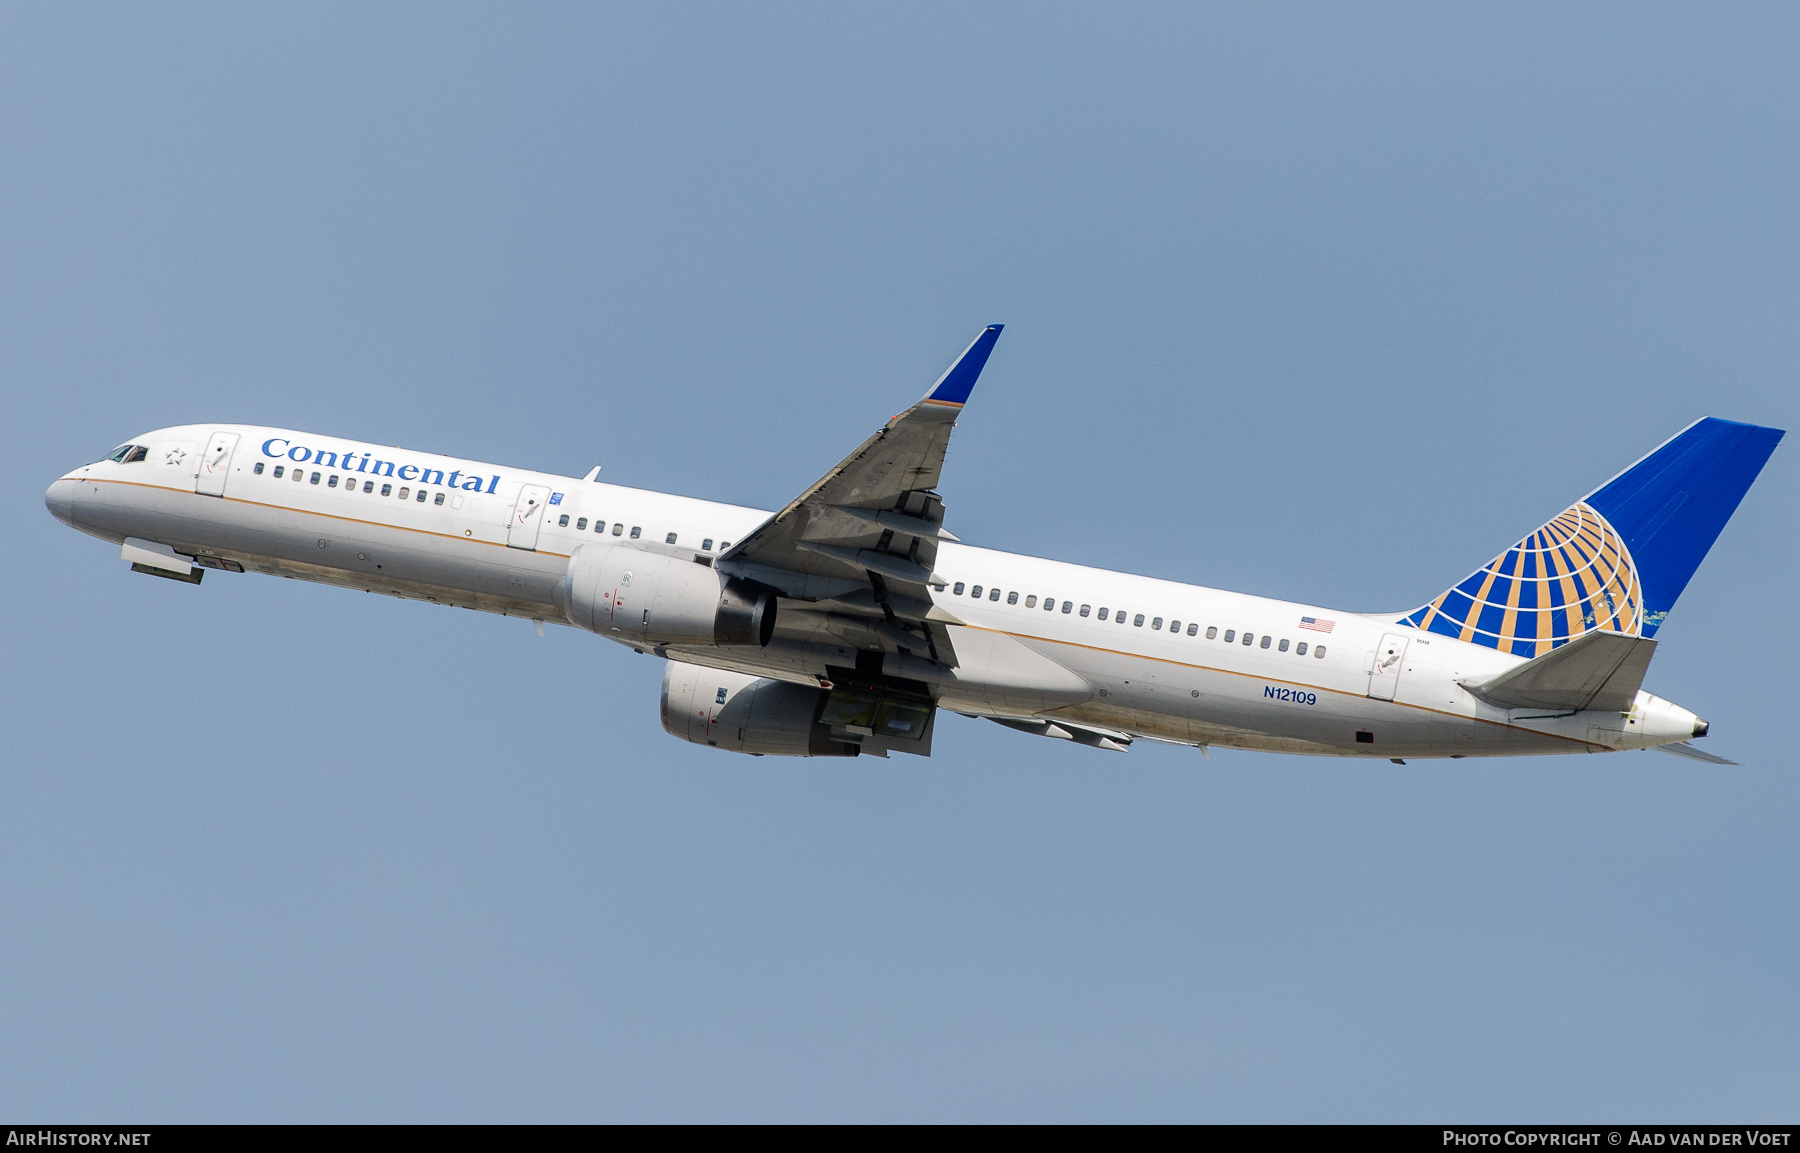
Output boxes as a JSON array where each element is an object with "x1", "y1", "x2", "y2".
[{"x1": 717, "y1": 325, "x2": 1003, "y2": 667}]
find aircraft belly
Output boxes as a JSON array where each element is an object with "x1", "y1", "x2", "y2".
[
  {"x1": 1035, "y1": 639, "x2": 1578, "y2": 758},
  {"x1": 930, "y1": 628, "x2": 1094, "y2": 716},
  {"x1": 84, "y1": 483, "x2": 566, "y2": 616}
]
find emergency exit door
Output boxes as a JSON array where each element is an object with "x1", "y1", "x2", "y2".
[
  {"x1": 507, "y1": 485, "x2": 551, "y2": 549},
  {"x1": 194, "y1": 432, "x2": 239, "y2": 497},
  {"x1": 1367, "y1": 632, "x2": 1409, "y2": 701}
]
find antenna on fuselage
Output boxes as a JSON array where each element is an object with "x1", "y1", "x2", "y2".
[{"x1": 581, "y1": 465, "x2": 601, "y2": 482}]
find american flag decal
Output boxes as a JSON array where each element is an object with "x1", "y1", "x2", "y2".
[{"x1": 1299, "y1": 617, "x2": 1335, "y2": 633}]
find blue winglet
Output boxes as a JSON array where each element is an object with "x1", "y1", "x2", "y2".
[{"x1": 921, "y1": 324, "x2": 1003, "y2": 407}]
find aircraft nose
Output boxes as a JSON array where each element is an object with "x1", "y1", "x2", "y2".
[{"x1": 45, "y1": 478, "x2": 77, "y2": 529}]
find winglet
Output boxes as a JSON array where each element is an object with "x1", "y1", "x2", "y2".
[{"x1": 921, "y1": 324, "x2": 1003, "y2": 407}]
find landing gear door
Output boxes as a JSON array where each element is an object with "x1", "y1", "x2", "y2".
[
  {"x1": 1367, "y1": 632, "x2": 1409, "y2": 701},
  {"x1": 194, "y1": 432, "x2": 240, "y2": 497},
  {"x1": 507, "y1": 484, "x2": 551, "y2": 550}
]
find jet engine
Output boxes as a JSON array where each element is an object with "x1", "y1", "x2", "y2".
[
  {"x1": 556, "y1": 543, "x2": 776, "y2": 647},
  {"x1": 661, "y1": 662, "x2": 860, "y2": 757}
]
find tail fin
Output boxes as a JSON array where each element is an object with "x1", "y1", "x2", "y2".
[{"x1": 1402, "y1": 417, "x2": 1783, "y2": 657}]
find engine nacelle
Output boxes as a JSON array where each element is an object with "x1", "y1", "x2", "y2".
[
  {"x1": 661, "y1": 662, "x2": 860, "y2": 757},
  {"x1": 556, "y1": 544, "x2": 776, "y2": 647}
]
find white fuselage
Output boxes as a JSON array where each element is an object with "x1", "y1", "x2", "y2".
[{"x1": 47, "y1": 424, "x2": 1705, "y2": 760}]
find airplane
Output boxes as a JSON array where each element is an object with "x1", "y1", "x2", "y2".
[{"x1": 45, "y1": 326, "x2": 1783, "y2": 764}]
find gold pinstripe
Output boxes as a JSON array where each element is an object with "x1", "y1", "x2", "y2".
[{"x1": 70, "y1": 479, "x2": 1604, "y2": 751}]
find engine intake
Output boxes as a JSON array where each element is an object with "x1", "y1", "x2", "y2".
[
  {"x1": 556, "y1": 544, "x2": 776, "y2": 647},
  {"x1": 662, "y1": 662, "x2": 859, "y2": 757}
]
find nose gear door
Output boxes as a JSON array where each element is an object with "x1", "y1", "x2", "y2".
[
  {"x1": 507, "y1": 484, "x2": 551, "y2": 550},
  {"x1": 1367, "y1": 632, "x2": 1409, "y2": 701},
  {"x1": 194, "y1": 432, "x2": 240, "y2": 497}
]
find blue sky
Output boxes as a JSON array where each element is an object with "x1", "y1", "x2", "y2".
[{"x1": 3, "y1": 3, "x2": 1796, "y2": 1121}]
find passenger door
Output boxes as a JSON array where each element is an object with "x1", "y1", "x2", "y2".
[
  {"x1": 194, "y1": 432, "x2": 240, "y2": 497},
  {"x1": 1367, "y1": 632, "x2": 1409, "y2": 701},
  {"x1": 507, "y1": 484, "x2": 551, "y2": 550}
]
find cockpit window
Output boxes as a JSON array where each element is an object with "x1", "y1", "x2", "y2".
[
  {"x1": 105, "y1": 444, "x2": 136, "y2": 463},
  {"x1": 122, "y1": 446, "x2": 147, "y2": 463}
]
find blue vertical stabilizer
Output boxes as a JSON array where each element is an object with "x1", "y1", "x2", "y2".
[
  {"x1": 1583, "y1": 418, "x2": 1784, "y2": 634},
  {"x1": 1402, "y1": 417, "x2": 1782, "y2": 656}
]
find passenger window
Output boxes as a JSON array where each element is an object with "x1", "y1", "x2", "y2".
[
  {"x1": 1296, "y1": 641, "x2": 1308, "y2": 655},
  {"x1": 612, "y1": 524, "x2": 623, "y2": 535},
  {"x1": 715, "y1": 687, "x2": 727, "y2": 704},
  {"x1": 989, "y1": 588, "x2": 1000, "y2": 601},
  {"x1": 254, "y1": 461, "x2": 265, "y2": 475},
  {"x1": 1098, "y1": 608, "x2": 1108, "y2": 621},
  {"x1": 381, "y1": 484, "x2": 392, "y2": 497},
  {"x1": 363, "y1": 481, "x2": 374, "y2": 493},
  {"x1": 272, "y1": 465, "x2": 284, "y2": 478},
  {"x1": 1223, "y1": 630, "x2": 1235, "y2": 643},
  {"x1": 666, "y1": 532, "x2": 678, "y2": 544},
  {"x1": 1025, "y1": 595, "x2": 1037, "y2": 608},
  {"x1": 953, "y1": 582, "x2": 965, "y2": 595},
  {"x1": 1007, "y1": 592, "x2": 1018, "y2": 605},
  {"x1": 1079, "y1": 604, "x2": 1090, "y2": 617},
  {"x1": 415, "y1": 489, "x2": 427, "y2": 502},
  {"x1": 720, "y1": 542, "x2": 731, "y2": 549},
  {"x1": 1046, "y1": 598, "x2": 1056, "y2": 611},
  {"x1": 1061, "y1": 601, "x2": 1072, "y2": 614},
  {"x1": 1133, "y1": 614, "x2": 1144, "y2": 627},
  {"x1": 577, "y1": 518, "x2": 588, "y2": 530},
  {"x1": 558, "y1": 514, "x2": 570, "y2": 527},
  {"x1": 702, "y1": 538, "x2": 712, "y2": 550},
  {"x1": 971, "y1": 585, "x2": 983, "y2": 598},
  {"x1": 1169, "y1": 620, "x2": 1179, "y2": 632},
  {"x1": 1278, "y1": 638, "x2": 1289, "y2": 652},
  {"x1": 434, "y1": 492, "x2": 445, "y2": 506},
  {"x1": 310, "y1": 472, "x2": 321, "y2": 484},
  {"x1": 1258, "y1": 635, "x2": 1269, "y2": 648},
  {"x1": 1314, "y1": 646, "x2": 1327, "y2": 659},
  {"x1": 1205, "y1": 626, "x2": 1216, "y2": 639},
  {"x1": 1187, "y1": 623, "x2": 1198, "y2": 636},
  {"x1": 328, "y1": 475, "x2": 339, "y2": 488},
  {"x1": 630, "y1": 526, "x2": 641, "y2": 539},
  {"x1": 398, "y1": 487, "x2": 410, "y2": 500},
  {"x1": 1151, "y1": 617, "x2": 1162, "y2": 629}
]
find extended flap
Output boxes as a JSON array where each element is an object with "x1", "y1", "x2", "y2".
[{"x1": 1462, "y1": 630, "x2": 1656, "y2": 713}]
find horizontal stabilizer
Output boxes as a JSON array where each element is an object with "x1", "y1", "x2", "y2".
[
  {"x1": 1652, "y1": 741, "x2": 1737, "y2": 766},
  {"x1": 1461, "y1": 629, "x2": 1656, "y2": 713}
]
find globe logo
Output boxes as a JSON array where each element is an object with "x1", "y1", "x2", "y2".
[{"x1": 1402, "y1": 501, "x2": 1644, "y2": 659}]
